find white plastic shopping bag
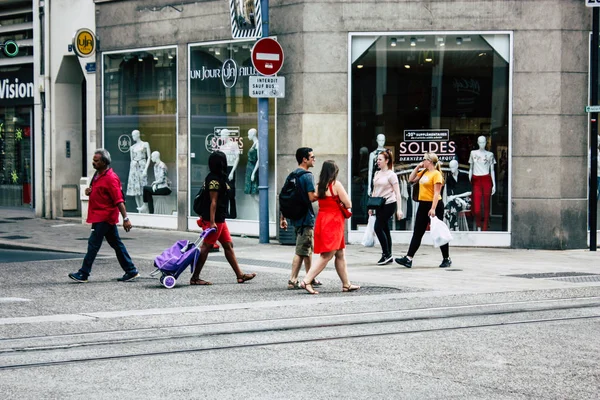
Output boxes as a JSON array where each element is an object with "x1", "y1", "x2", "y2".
[
  {"x1": 361, "y1": 215, "x2": 377, "y2": 247},
  {"x1": 430, "y1": 216, "x2": 453, "y2": 248}
]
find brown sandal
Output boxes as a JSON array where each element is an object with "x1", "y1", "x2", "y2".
[
  {"x1": 300, "y1": 280, "x2": 319, "y2": 294},
  {"x1": 342, "y1": 283, "x2": 360, "y2": 292},
  {"x1": 190, "y1": 278, "x2": 212, "y2": 285},
  {"x1": 237, "y1": 273, "x2": 256, "y2": 283}
]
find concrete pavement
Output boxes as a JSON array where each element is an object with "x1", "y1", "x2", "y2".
[{"x1": 1, "y1": 207, "x2": 599, "y2": 296}]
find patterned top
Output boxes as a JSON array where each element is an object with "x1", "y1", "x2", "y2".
[{"x1": 200, "y1": 172, "x2": 229, "y2": 223}]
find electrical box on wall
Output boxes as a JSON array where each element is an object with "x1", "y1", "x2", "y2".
[{"x1": 62, "y1": 185, "x2": 78, "y2": 211}]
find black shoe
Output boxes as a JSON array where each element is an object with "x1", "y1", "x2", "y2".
[
  {"x1": 117, "y1": 271, "x2": 140, "y2": 282},
  {"x1": 439, "y1": 258, "x2": 452, "y2": 268},
  {"x1": 395, "y1": 256, "x2": 412, "y2": 268},
  {"x1": 377, "y1": 254, "x2": 393, "y2": 265},
  {"x1": 68, "y1": 272, "x2": 88, "y2": 283}
]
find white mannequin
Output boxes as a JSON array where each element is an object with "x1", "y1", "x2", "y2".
[
  {"x1": 469, "y1": 136, "x2": 496, "y2": 194},
  {"x1": 446, "y1": 160, "x2": 472, "y2": 202},
  {"x1": 469, "y1": 135, "x2": 496, "y2": 231},
  {"x1": 137, "y1": 151, "x2": 172, "y2": 214},
  {"x1": 244, "y1": 128, "x2": 259, "y2": 203},
  {"x1": 126, "y1": 129, "x2": 151, "y2": 210},
  {"x1": 218, "y1": 128, "x2": 240, "y2": 219},
  {"x1": 149, "y1": 151, "x2": 170, "y2": 191},
  {"x1": 368, "y1": 134, "x2": 387, "y2": 196},
  {"x1": 248, "y1": 128, "x2": 259, "y2": 184},
  {"x1": 219, "y1": 128, "x2": 240, "y2": 181}
]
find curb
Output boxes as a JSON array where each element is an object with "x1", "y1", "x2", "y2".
[{"x1": 0, "y1": 241, "x2": 83, "y2": 254}]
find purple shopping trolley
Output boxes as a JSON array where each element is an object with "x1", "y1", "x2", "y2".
[{"x1": 151, "y1": 228, "x2": 215, "y2": 288}]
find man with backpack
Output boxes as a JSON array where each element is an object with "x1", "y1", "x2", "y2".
[{"x1": 279, "y1": 147, "x2": 319, "y2": 289}]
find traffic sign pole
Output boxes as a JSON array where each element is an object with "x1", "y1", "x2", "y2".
[
  {"x1": 258, "y1": 1, "x2": 270, "y2": 243},
  {"x1": 590, "y1": 7, "x2": 598, "y2": 251}
]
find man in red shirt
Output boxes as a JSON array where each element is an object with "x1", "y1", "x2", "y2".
[{"x1": 68, "y1": 149, "x2": 139, "y2": 283}]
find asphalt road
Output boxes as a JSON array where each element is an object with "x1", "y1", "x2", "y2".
[{"x1": 1, "y1": 254, "x2": 599, "y2": 399}]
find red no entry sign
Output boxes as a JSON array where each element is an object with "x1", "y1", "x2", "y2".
[{"x1": 251, "y1": 37, "x2": 284, "y2": 76}]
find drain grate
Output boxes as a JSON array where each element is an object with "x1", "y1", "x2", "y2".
[
  {"x1": 357, "y1": 286, "x2": 405, "y2": 294},
  {"x1": 5, "y1": 217, "x2": 33, "y2": 220},
  {"x1": 1, "y1": 235, "x2": 31, "y2": 240},
  {"x1": 0, "y1": 221, "x2": 16, "y2": 224},
  {"x1": 506, "y1": 272, "x2": 600, "y2": 279},
  {"x1": 549, "y1": 275, "x2": 600, "y2": 283}
]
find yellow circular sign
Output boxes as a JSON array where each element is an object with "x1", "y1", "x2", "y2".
[{"x1": 73, "y1": 28, "x2": 96, "y2": 58}]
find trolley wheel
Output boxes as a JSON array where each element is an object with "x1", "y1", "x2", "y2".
[{"x1": 162, "y1": 275, "x2": 177, "y2": 289}]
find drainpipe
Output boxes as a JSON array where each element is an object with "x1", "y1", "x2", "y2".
[{"x1": 42, "y1": 0, "x2": 52, "y2": 218}]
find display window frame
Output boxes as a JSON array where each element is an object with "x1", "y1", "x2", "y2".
[
  {"x1": 186, "y1": 38, "x2": 279, "y2": 237},
  {"x1": 101, "y1": 45, "x2": 179, "y2": 229},
  {"x1": 347, "y1": 31, "x2": 513, "y2": 247},
  {"x1": 587, "y1": 32, "x2": 600, "y2": 245}
]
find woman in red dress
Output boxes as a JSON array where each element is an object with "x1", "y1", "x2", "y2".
[{"x1": 300, "y1": 160, "x2": 360, "y2": 294}]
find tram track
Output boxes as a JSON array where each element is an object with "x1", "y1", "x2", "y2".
[{"x1": 1, "y1": 297, "x2": 599, "y2": 370}]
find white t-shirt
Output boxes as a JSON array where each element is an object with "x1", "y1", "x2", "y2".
[{"x1": 469, "y1": 150, "x2": 496, "y2": 176}]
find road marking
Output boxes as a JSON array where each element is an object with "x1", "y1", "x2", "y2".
[
  {"x1": 51, "y1": 224, "x2": 77, "y2": 228},
  {"x1": 0, "y1": 298, "x2": 31, "y2": 303}
]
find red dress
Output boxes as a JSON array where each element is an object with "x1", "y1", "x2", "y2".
[{"x1": 314, "y1": 185, "x2": 346, "y2": 254}]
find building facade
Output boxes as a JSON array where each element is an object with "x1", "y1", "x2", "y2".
[{"x1": 38, "y1": 0, "x2": 591, "y2": 250}]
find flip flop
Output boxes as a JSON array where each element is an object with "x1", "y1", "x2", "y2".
[{"x1": 190, "y1": 278, "x2": 212, "y2": 285}]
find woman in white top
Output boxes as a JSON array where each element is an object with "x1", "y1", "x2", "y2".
[{"x1": 369, "y1": 149, "x2": 403, "y2": 265}]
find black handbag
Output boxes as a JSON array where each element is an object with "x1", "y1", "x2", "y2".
[
  {"x1": 411, "y1": 183, "x2": 419, "y2": 202},
  {"x1": 366, "y1": 196, "x2": 385, "y2": 209}
]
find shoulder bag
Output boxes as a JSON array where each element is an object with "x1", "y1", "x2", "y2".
[
  {"x1": 366, "y1": 196, "x2": 385, "y2": 209},
  {"x1": 329, "y1": 182, "x2": 352, "y2": 219},
  {"x1": 412, "y1": 170, "x2": 425, "y2": 202}
]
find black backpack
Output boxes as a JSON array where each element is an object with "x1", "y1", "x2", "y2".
[
  {"x1": 193, "y1": 183, "x2": 208, "y2": 216},
  {"x1": 279, "y1": 169, "x2": 311, "y2": 220}
]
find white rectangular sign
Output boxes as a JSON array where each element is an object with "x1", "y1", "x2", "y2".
[
  {"x1": 249, "y1": 76, "x2": 285, "y2": 98},
  {"x1": 586, "y1": 0, "x2": 600, "y2": 7},
  {"x1": 586, "y1": 105, "x2": 600, "y2": 112}
]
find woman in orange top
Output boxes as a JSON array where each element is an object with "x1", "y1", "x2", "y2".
[
  {"x1": 300, "y1": 160, "x2": 360, "y2": 294},
  {"x1": 395, "y1": 152, "x2": 451, "y2": 268}
]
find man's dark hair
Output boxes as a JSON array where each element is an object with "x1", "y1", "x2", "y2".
[
  {"x1": 94, "y1": 148, "x2": 111, "y2": 165},
  {"x1": 295, "y1": 147, "x2": 313, "y2": 165}
]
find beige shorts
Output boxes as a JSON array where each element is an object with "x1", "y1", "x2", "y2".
[{"x1": 294, "y1": 226, "x2": 314, "y2": 257}]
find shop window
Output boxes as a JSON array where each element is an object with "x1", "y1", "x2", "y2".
[
  {"x1": 103, "y1": 48, "x2": 177, "y2": 215},
  {"x1": 189, "y1": 42, "x2": 275, "y2": 221},
  {"x1": 350, "y1": 34, "x2": 510, "y2": 232}
]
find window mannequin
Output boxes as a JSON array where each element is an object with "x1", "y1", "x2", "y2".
[
  {"x1": 469, "y1": 135, "x2": 496, "y2": 231},
  {"x1": 244, "y1": 128, "x2": 259, "y2": 197},
  {"x1": 126, "y1": 129, "x2": 151, "y2": 210},
  {"x1": 138, "y1": 151, "x2": 172, "y2": 214},
  {"x1": 368, "y1": 134, "x2": 387, "y2": 196},
  {"x1": 218, "y1": 128, "x2": 240, "y2": 218},
  {"x1": 444, "y1": 160, "x2": 472, "y2": 231}
]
